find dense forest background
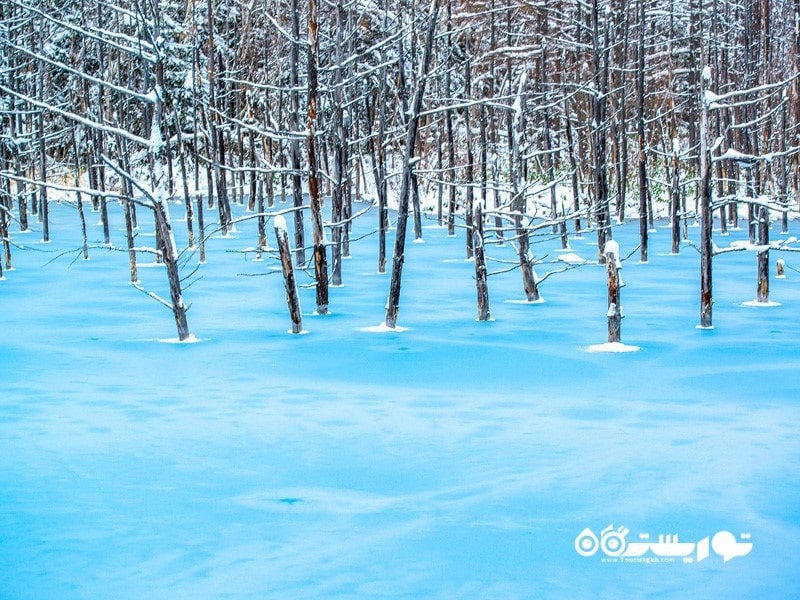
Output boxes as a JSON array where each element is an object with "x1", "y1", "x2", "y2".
[{"x1": 1, "y1": 0, "x2": 799, "y2": 334}]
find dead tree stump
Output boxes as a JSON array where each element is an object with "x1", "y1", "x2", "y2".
[
  {"x1": 605, "y1": 240, "x2": 622, "y2": 343},
  {"x1": 274, "y1": 215, "x2": 304, "y2": 334},
  {"x1": 473, "y1": 202, "x2": 491, "y2": 321}
]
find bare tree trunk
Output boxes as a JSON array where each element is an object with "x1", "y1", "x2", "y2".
[
  {"x1": 463, "y1": 30, "x2": 475, "y2": 258},
  {"x1": 151, "y1": 196, "x2": 190, "y2": 340},
  {"x1": 377, "y1": 63, "x2": 389, "y2": 274},
  {"x1": 613, "y1": 2, "x2": 630, "y2": 225},
  {"x1": 411, "y1": 171, "x2": 423, "y2": 240},
  {"x1": 436, "y1": 127, "x2": 444, "y2": 227},
  {"x1": 592, "y1": 0, "x2": 612, "y2": 262},
  {"x1": 605, "y1": 241, "x2": 621, "y2": 343},
  {"x1": 174, "y1": 109, "x2": 195, "y2": 249},
  {"x1": 479, "y1": 102, "x2": 489, "y2": 233},
  {"x1": 331, "y1": 11, "x2": 345, "y2": 286},
  {"x1": 779, "y1": 99, "x2": 789, "y2": 233},
  {"x1": 510, "y1": 74, "x2": 539, "y2": 302},
  {"x1": 756, "y1": 204, "x2": 770, "y2": 302},
  {"x1": 637, "y1": 0, "x2": 648, "y2": 262},
  {"x1": 95, "y1": 129, "x2": 110, "y2": 245},
  {"x1": 151, "y1": 11, "x2": 191, "y2": 341},
  {"x1": 541, "y1": 43, "x2": 567, "y2": 249},
  {"x1": 473, "y1": 202, "x2": 490, "y2": 320},
  {"x1": 563, "y1": 92, "x2": 582, "y2": 235},
  {"x1": 290, "y1": 0, "x2": 305, "y2": 266},
  {"x1": 385, "y1": 0, "x2": 441, "y2": 328},
  {"x1": 196, "y1": 189, "x2": 206, "y2": 263},
  {"x1": 0, "y1": 142, "x2": 11, "y2": 271},
  {"x1": 37, "y1": 31, "x2": 49, "y2": 243},
  {"x1": 72, "y1": 127, "x2": 89, "y2": 260},
  {"x1": 699, "y1": 67, "x2": 714, "y2": 329},
  {"x1": 206, "y1": 0, "x2": 229, "y2": 235},
  {"x1": 671, "y1": 136, "x2": 681, "y2": 255},
  {"x1": 274, "y1": 215, "x2": 304, "y2": 333},
  {"x1": 307, "y1": 0, "x2": 328, "y2": 314},
  {"x1": 117, "y1": 134, "x2": 138, "y2": 283}
]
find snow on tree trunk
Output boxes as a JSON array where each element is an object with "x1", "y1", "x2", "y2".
[
  {"x1": 307, "y1": 0, "x2": 329, "y2": 315},
  {"x1": 290, "y1": 0, "x2": 306, "y2": 268},
  {"x1": 776, "y1": 259, "x2": 785, "y2": 278},
  {"x1": 0, "y1": 144, "x2": 9, "y2": 270},
  {"x1": 699, "y1": 66, "x2": 714, "y2": 329},
  {"x1": 671, "y1": 137, "x2": 681, "y2": 255},
  {"x1": 509, "y1": 73, "x2": 539, "y2": 303},
  {"x1": 385, "y1": 0, "x2": 441, "y2": 329},
  {"x1": 563, "y1": 94, "x2": 582, "y2": 235},
  {"x1": 592, "y1": 0, "x2": 612, "y2": 264},
  {"x1": 154, "y1": 197, "x2": 191, "y2": 341},
  {"x1": 473, "y1": 202, "x2": 490, "y2": 321},
  {"x1": 274, "y1": 215, "x2": 304, "y2": 334},
  {"x1": 71, "y1": 127, "x2": 89, "y2": 261},
  {"x1": 756, "y1": 205, "x2": 770, "y2": 303},
  {"x1": 605, "y1": 240, "x2": 622, "y2": 344},
  {"x1": 149, "y1": 19, "x2": 190, "y2": 342},
  {"x1": 636, "y1": 0, "x2": 648, "y2": 263},
  {"x1": 463, "y1": 32, "x2": 475, "y2": 258}
]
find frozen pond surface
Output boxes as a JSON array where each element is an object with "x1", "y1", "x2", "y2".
[{"x1": 1, "y1": 200, "x2": 799, "y2": 598}]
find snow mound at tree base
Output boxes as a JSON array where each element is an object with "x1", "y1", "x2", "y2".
[{"x1": 585, "y1": 341, "x2": 641, "y2": 353}]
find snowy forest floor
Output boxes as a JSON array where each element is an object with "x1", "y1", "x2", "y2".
[{"x1": 1, "y1": 198, "x2": 799, "y2": 599}]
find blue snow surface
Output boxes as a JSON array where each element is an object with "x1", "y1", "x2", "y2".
[{"x1": 1, "y1": 197, "x2": 799, "y2": 600}]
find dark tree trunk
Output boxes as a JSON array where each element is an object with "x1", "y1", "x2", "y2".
[
  {"x1": 541, "y1": 43, "x2": 567, "y2": 249},
  {"x1": 671, "y1": 138, "x2": 681, "y2": 255},
  {"x1": 37, "y1": 31, "x2": 49, "y2": 243},
  {"x1": 307, "y1": 0, "x2": 328, "y2": 314},
  {"x1": 637, "y1": 0, "x2": 648, "y2": 262},
  {"x1": 117, "y1": 135, "x2": 138, "y2": 283},
  {"x1": 563, "y1": 93, "x2": 582, "y2": 235},
  {"x1": 510, "y1": 76, "x2": 539, "y2": 302},
  {"x1": 290, "y1": 0, "x2": 306, "y2": 266},
  {"x1": 463, "y1": 31, "x2": 474, "y2": 258},
  {"x1": 274, "y1": 215, "x2": 304, "y2": 334},
  {"x1": 385, "y1": 0, "x2": 441, "y2": 329},
  {"x1": 473, "y1": 202, "x2": 490, "y2": 321},
  {"x1": 151, "y1": 11, "x2": 191, "y2": 341},
  {"x1": 699, "y1": 68, "x2": 714, "y2": 329},
  {"x1": 0, "y1": 142, "x2": 11, "y2": 271},
  {"x1": 411, "y1": 171, "x2": 423, "y2": 241},
  {"x1": 756, "y1": 205, "x2": 770, "y2": 302},
  {"x1": 605, "y1": 242, "x2": 621, "y2": 343},
  {"x1": 72, "y1": 127, "x2": 89, "y2": 260},
  {"x1": 592, "y1": 0, "x2": 612, "y2": 262},
  {"x1": 175, "y1": 110, "x2": 195, "y2": 249},
  {"x1": 376, "y1": 63, "x2": 389, "y2": 274}
]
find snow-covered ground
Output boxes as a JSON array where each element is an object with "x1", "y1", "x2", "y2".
[{"x1": 1, "y1": 198, "x2": 799, "y2": 598}]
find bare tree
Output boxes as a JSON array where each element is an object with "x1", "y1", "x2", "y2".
[{"x1": 385, "y1": 0, "x2": 441, "y2": 329}]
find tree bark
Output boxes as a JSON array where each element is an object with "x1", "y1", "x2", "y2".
[
  {"x1": 473, "y1": 202, "x2": 490, "y2": 321},
  {"x1": 307, "y1": 0, "x2": 329, "y2": 314},
  {"x1": 72, "y1": 127, "x2": 89, "y2": 260},
  {"x1": 385, "y1": 0, "x2": 441, "y2": 328},
  {"x1": 699, "y1": 67, "x2": 714, "y2": 329},
  {"x1": 274, "y1": 215, "x2": 304, "y2": 333},
  {"x1": 592, "y1": 0, "x2": 612, "y2": 262},
  {"x1": 756, "y1": 204, "x2": 770, "y2": 302},
  {"x1": 605, "y1": 241, "x2": 621, "y2": 343},
  {"x1": 463, "y1": 31, "x2": 475, "y2": 258},
  {"x1": 510, "y1": 74, "x2": 539, "y2": 302},
  {"x1": 290, "y1": 0, "x2": 306, "y2": 266},
  {"x1": 637, "y1": 0, "x2": 648, "y2": 262}
]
